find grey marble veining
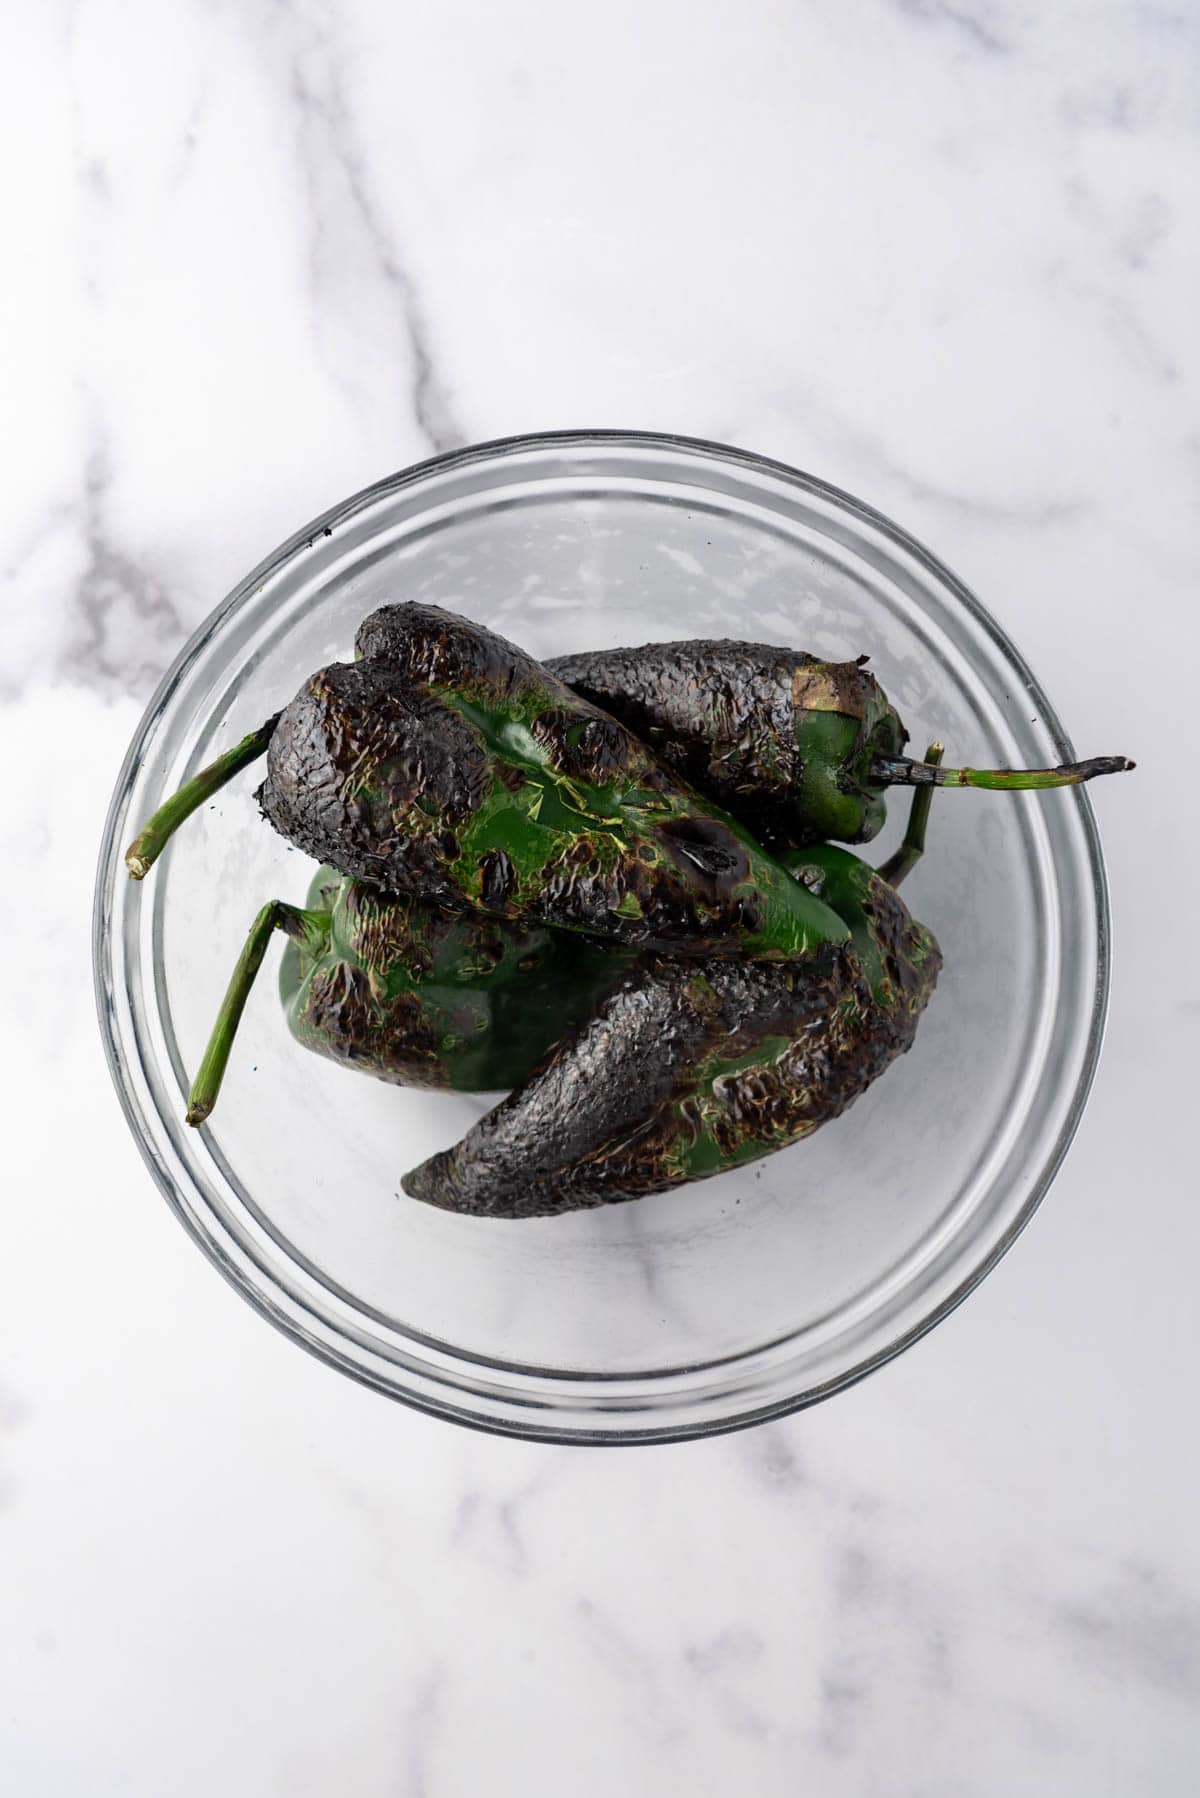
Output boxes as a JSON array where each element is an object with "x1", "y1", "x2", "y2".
[
  {"x1": 1, "y1": 1, "x2": 1197, "y2": 1792},
  {"x1": 254, "y1": 0, "x2": 464, "y2": 453}
]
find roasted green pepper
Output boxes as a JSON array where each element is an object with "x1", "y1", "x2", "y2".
[
  {"x1": 281, "y1": 867, "x2": 636, "y2": 1094},
  {"x1": 401, "y1": 752, "x2": 947, "y2": 1218},
  {"x1": 171, "y1": 751, "x2": 942, "y2": 1139},
  {"x1": 186, "y1": 866, "x2": 638, "y2": 1123},
  {"x1": 189, "y1": 756, "x2": 944, "y2": 1174},
  {"x1": 128, "y1": 605, "x2": 849, "y2": 962},
  {"x1": 123, "y1": 604, "x2": 1132, "y2": 1215},
  {"x1": 550, "y1": 638, "x2": 1131, "y2": 846}
]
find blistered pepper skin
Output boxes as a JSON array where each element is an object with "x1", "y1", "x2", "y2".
[
  {"x1": 258, "y1": 605, "x2": 849, "y2": 961},
  {"x1": 548, "y1": 638, "x2": 908, "y2": 847},
  {"x1": 123, "y1": 608, "x2": 1129, "y2": 1165},
  {"x1": 126, "y1": 614, "x2": 1131, "y2": 895},
  {"x1": 279, "y1": 867, "x2": 637, "y2": 1094},
  {"x1": 402, "y1": 857, "x2": 941, "y2": 1218},
  {"x1": 549, "y1": 638, "x2": 1131, "y2": 845}
]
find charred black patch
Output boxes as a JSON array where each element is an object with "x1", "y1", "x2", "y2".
[
  {"x1": 732, "y1": 895, "x2": 765, "y2": 936},
  {"x1": 550, "y1": 638, "x2": 890, "y2": 847},
  {"x1": 710, "y1": 1064, "x2": 793, "y2": 1158},
  {"x1": 480, "y1": 849, "x2": 516, "y2": 911},
  {"x1": 354, "y1": 602, "x2": 542, "y2": 694},
  {"x1": 655, "y1": 815, "x2": 750, "y2": 888},
  {"x1": 860, "y1": 876, "x2": 940, "y2": 1007},
  {"x1": 530, "y1": 709, "x2": 633, "y2": 783},
  {"x1": 531, "y1": 844, "x2": 635, "y2": 941},
  {"x1": 299, "y1": 962, "x2": 449, "y2": 1088},
  {"x1": 258, "y1": 658, "x2": 488, "y2": 904}
]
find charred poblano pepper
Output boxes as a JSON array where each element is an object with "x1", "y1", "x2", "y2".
[
  {"x1": 122, "y1": 603, "x2": 1133, "y2": 1210},
  {"x1": 128, "y1": 605, "x2": 849, "y2": 961},
  {"x1": 550, "y1": 638, "x2": 1132, "y2": 847},
  {"x1": 164, "y1": 743, "x2": 944, "y2": 1144},
  {"x1": 401, "y1": 752, "x2": 947, "y2": 1218},
  {"x1": 186, "y1": 865, "x2": 638, "y2": 1124}
]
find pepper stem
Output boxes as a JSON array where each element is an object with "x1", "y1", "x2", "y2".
[
  {"x1": 125, "y1": 715, "x2": 280, "y2": 879},
  {"x1": 186, "y1": 900, "x2": 329, "y2": 1126},
  {"x1": 869, "y1": 752, "x2": 1134, "y2": 791},
  {"x1": 878, "y1": 743, "x2": 943, "y2": 888}
]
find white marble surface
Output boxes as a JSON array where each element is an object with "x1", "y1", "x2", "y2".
[{"x1": 2, "y1": 2, "x2": 1197, "y2": 1790}]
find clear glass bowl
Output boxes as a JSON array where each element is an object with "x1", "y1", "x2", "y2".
[{"x1": 93, "y1": 432, "x2": 1109, "y2": 1443}]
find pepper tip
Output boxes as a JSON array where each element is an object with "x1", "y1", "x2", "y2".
[
  {"x1": 185, "y1": 1101, "x2": 211, "y2": 1128},
  {"x1": 125, "y1": 849, "x2": 149, "y2": 879}
]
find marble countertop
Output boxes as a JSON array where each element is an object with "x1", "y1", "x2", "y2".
[{"x1": 2, "y1": 3, "x2": 1197, "y2": 1791}]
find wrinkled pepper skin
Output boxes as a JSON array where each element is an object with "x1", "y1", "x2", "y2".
[
  {"x1": 548, "y1": 639, "x2": 908, "y2": 848},
  {"x1": 259, "y1": 604, "x2": 849, "y2": 960},
  {"x1": 402, "y1": 851, "x2": 941, "y2": 1218},
  {"x1": 780, "y1": 843, "x2": 937, "y2": 1011},
  {"x1": 279, "y1": 866, "x2": 638, "y2": 1093}
]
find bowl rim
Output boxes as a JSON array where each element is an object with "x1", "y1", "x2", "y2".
[{"x1": 93, "y1": 427, "x2": 1111, "y2": 1444}]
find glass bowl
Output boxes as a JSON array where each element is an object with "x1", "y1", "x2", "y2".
[{"x1": 94, "y1": 432, "x2": 1109, "y2": 1443}]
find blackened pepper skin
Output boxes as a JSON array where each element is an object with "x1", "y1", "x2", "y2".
[
  {"x1": 182, "y1": 745, "x2": 945, "y2": 1146},
  {"x1": 549, "y1": 638, "x2": 907, "y2": 847},
  {"x1": 548, "y1": 638, "x2": 1131, "y2": 848},
  {"x1": 258, "y1": 604, "x2": 849, "y2": 961},
  {"x1": 126, "y1": 613, "x2": 1131, "y2": 887},
  {"x1": 402, "y1": 869, "x2": 941, "y2": 1219},
  {"x1": 258, "y1": 659, "x2": 490, "y2": 914}
]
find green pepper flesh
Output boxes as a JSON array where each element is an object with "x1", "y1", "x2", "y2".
[{"x1": 280, "y1": 866, "x2": 638, "y2": 1093}]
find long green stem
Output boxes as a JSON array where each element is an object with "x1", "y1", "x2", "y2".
[
  {"x1": 125, "y1": 715, "x2": 280, "y2": 879},
  {"x1": 878, "y1": 743, "x2": 943, "y2": 887},
  {"x1": 869, "y1": 752, "x2": 1133, "y2": 791},
  {"x1": 186, "y1": 900, "x2": 329, "y2": 1126}
]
